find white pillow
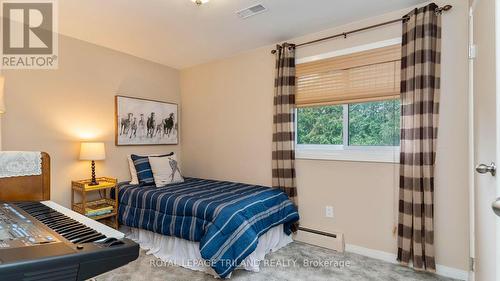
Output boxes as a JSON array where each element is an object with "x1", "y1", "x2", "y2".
[
  {"x1": 148, "y1": 155, "x2": 184, "y2": 187},
  {"x1": 128, "y1": 153, "x2": 173, "y2": 185},
  {"x1": 127, "y1": 155, "x2": 139, "y2": 184}
]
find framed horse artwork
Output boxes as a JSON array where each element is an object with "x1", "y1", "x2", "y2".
[{"x1": 115, "y1": 95, "x2": 179, "y2": 146}]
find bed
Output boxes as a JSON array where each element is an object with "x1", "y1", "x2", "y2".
[{"x1": 117, "y1": 177, "x2": 299, "y2": 278}]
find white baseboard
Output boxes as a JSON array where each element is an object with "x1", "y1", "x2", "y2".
[
  {"x1": 345, "y1": 244, "x2": 396, "y2": 264},
  {"x1": 345, "y1": 244, "x2": 469, "y2": 281}
]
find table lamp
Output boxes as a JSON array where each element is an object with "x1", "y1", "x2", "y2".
[{"x1": 79, "y1": 142, "x2": 106, "y2": 186}]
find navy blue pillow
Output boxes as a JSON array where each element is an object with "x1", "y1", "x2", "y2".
[{"x1": 131, "y1": 153, "x2": 173, "y2": 186}]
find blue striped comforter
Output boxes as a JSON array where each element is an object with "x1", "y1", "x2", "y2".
[{"x1": 118, "y1": 178, "x2": 299, "y2": 278}]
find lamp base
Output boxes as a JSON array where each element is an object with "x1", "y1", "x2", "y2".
[
  {"x1": 88, "y1": 180, "x2": 99, "y2": 186},
  {"x1": 89, "y1": 160, "x2": 99, "y2": 186}
]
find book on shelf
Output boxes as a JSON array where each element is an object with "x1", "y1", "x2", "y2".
[
  {"x1": 85, "y1": 202, "x2": 113, "y2": 215},
  {"x1": 87, "y1": 209, "x2": 113, "y2": 217}
]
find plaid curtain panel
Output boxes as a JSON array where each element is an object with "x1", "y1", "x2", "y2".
[
  {"x1": 272, "y1": 43, "x2": 298, "y2": 206},
  {"x1": 397, "y1": 3, "x2": 442, "y2": 272}
]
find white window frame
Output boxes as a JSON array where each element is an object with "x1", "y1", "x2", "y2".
[
  {"x1": 295, "y1": 104, "x2": 400, "y2": 163},
  {"x1": 295, "y1": 39, "x2": 402, "y2": 163}
]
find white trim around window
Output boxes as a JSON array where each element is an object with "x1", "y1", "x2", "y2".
[
  {"x1": 296, "y1": 37, "x2": 402, "y2": 64},
  {"x1": 295, "y1": 144, "x2": 400, "y2": 163}
]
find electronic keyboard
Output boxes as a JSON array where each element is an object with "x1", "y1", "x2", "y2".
[{"x1": 0, "y1": 201, "x2": 139, "y2": 281}]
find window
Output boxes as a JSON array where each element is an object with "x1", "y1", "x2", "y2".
[
  {"x1": 295, "y1": 44, "x2": 401, "y2": 162},
  {"x1": 297, "y1": 104, "x2": 343, "y2": 145},
  {"x1": 348, "y1": 99, "x2": 400, "y2": 146},
  {"x1": 297, "y1": 99, "x2": 400, "y2": 146}
]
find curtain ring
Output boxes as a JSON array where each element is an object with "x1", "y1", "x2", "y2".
[
  {"x1": 435, "y1": 4, "x2": 452, "y2": 15},
  {"x1": 271, "y1": 44, "x2": 282, "y2": 55}
]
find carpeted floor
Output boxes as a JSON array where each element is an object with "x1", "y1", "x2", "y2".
[{"x1": 94, "y1": 242, "x2": 458, "y2": 281}]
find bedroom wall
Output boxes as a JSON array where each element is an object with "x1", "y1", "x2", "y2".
[
  {"x1": 1, "y1": 35, "x2": 181, "y2": 207},
  {"x1": 180, "y1": 0, "x2": 469, "y2": 273}
]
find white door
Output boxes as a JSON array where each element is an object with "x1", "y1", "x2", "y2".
[{"x1": 472, "y1": 0, "x2": 500, "y2": 280}]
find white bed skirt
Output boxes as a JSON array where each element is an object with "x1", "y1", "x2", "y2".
[{"x1": 121, "y1": 225, "x2": 293, "y2": 278}]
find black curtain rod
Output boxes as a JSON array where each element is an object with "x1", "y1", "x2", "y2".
[{"x1": 271, "y1": 4, "x2": 452, "y2": 54}]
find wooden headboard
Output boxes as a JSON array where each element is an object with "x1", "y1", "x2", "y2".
[{"x1": 0, "y1": 152, "x2": 50, "y2": 201}]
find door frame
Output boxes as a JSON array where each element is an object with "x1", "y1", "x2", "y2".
[
  {"x1": 468, "y1": 2, "x2": 477, "y2": 280},
  {"x1": 495, "y1": 1, "x2": 500, "y2": 279}
]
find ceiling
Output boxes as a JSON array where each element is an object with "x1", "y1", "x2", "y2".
[{"x1": 59, "y1": 0, "x2": 427, "y2": 69}]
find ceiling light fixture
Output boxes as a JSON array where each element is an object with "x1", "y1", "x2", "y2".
[{"x1": 192, "y1": 0, "x2": 209, "y2": 6}]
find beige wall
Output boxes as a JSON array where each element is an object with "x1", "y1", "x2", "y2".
[
  {"x1": 1, "y1": 35, "x2": 181, "y2": 207},
  {"x1": 181, "y1": 0, "x2": 469, "y2": 271}
]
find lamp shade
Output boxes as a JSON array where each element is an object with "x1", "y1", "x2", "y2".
[
  {"x1": 0, "y1": 76, "x2": 5, "y2": 114},
  {"x1": 79, "y1": 142, "x2": 106, "y2": 160}
]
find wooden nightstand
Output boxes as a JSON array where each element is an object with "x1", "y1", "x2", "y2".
[{"x1": 71, "y1": 177, "x2": 119, "y2": 229}]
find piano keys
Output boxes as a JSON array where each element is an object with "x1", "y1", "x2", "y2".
[
  {"x1": 0, "y1": 201, "x2": 139, "y2": 281},
  {"x1": 40, "y1": 201, "x2": 124, "y2": 240},
  {"x1": 16, "y1": 201, "x2": 124, "y2": 244}
]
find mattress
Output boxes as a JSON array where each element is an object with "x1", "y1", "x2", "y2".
[{"x1": 117, "y1": 178, "x2": 299, "y2": 278}]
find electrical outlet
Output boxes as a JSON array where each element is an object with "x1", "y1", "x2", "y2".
[{"x1": 325, "y1": 206, "x2": 334, "y2": 218}]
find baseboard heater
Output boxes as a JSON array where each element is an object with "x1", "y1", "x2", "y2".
[{"x1": 294, "y1": 227, "x2": 345, "y2": 252}]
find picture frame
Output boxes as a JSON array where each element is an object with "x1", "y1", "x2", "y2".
[{"x1": 115, "y1": 95, "x2": 179, "y2": 146}]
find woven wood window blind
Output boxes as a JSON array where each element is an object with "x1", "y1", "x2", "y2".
[{"x1": 296, "y1": 44, "x2": 401, "y2": 107}]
